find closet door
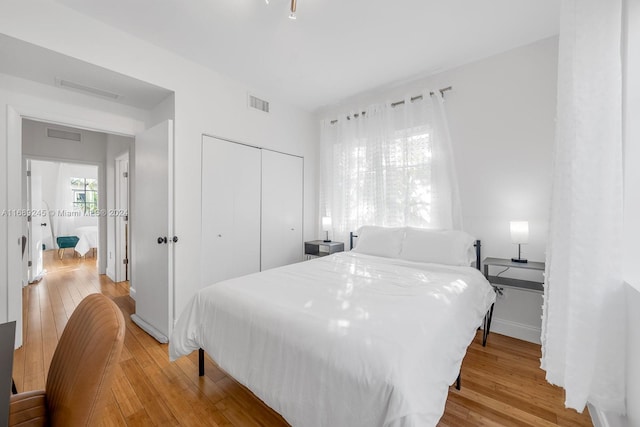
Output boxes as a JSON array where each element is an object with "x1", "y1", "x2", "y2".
[
  {"x1": 202, "y1": 136, "x2": 261, "y2": 285},
  {"x1": 261, "y1": 150, "x2": 303, "y2": 270}
]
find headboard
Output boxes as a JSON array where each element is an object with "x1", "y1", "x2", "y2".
[{"x1": 349, "y1": 231, "x2": 482, "y2": 271}]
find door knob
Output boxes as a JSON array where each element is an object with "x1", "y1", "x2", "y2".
[
  {"x1": 157, "y1": 236, "x2": 167, "y2": 244},
  {"x1": 40, "y1": 223, "x2": 47, "y2": 227}
]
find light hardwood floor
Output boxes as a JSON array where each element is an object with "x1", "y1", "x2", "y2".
[{"x1": 12, "y1": 250, "x2": 592, "y2": 426}]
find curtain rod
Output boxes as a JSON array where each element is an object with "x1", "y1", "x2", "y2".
[{"x1": 329, "y1": 86, "x2": 453, "y2": 125}]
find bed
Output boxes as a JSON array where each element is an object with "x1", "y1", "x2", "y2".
[
  {"x1": 73, "y1": 225, "x2": 98, "y2": 257},
  {"x1": 169, "y1": 226, "x2": 496, "y2": 427}
]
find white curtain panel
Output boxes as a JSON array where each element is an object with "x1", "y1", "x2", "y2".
[
  {"x1": 320, "y1": 92, "x2": 462, "y2": 243},
  {"x1": 542, "y1": 0, "x2": 626, "y2": 414}
]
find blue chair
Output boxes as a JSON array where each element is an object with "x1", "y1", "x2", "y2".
[{"x1": 56, "y1": 236, "x2": 79, "y2": 259}]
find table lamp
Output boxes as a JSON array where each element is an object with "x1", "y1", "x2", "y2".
[
  {"x1": 322, "y1": 216, "x2": 332, "y2": 242},
  {"x1": 510, "y1": 221, "x2": 528, "y2": 263}
]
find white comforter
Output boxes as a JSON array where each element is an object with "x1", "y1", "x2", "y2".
[
  {"x1": 170, "y1": 252, "x2": 495, "y2": 427},
  {"x1": 74, "y1": 226, "x2": 98, "y2": 256}
]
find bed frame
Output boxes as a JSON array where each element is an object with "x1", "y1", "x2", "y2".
[
  {"x1": 197, "y1": 235, "x2": 492, "y2": 394},
  {"x1": 349, "y1": 232, "x2": 482, "y2": 269}
]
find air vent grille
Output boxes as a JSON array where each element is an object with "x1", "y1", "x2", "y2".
[
  {"x1": 249, "y1": 95, "x2": 269, "y2": 113},
  {"x1": 47, "y1": 128, "x2": 82, "y2": 142},
  {"x1": 57, "y1": 78, "x2": 121, "y2": 100}
]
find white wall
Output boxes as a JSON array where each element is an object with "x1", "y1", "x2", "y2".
[
  {"x1": 0, "y1": 0, "x2": 318, "y2": 337},
  {"x1": 623, "y1": 0, "x2": 640, "y2": 425},
  {"x1": 318, "y1": 37, "x2": 558, "y2": 343},
  {"x1": 148, "y1": 93, "x2": 175, "y2": 129}
]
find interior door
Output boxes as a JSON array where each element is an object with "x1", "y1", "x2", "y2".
[
  {"x1": 115, "y1": 155, "x2": 129, "y2": 283},
  {"x1": 201, "y1": 136, "x2": 261, "y2": 285},
  {"x1": 131, "y1": 120, "x2": 173, "y2": 343},
  {"x1": 261, "y1": 150, "x2": 303, "y2": 270},
  {"x1": 27, "y1": 169, "x2": 45, "y2": 283}
]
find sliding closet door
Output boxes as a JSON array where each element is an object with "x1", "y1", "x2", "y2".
[
  {"x1": 261, "y1": 150, "x2": 303, "y2": 270},
  {"x1": 201, "y1": 136, "x2": 261, "y2": 285}
]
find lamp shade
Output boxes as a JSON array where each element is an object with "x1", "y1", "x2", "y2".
[
  {"x1": 322, "y1": 216, "x2": 332, "y2": 231},
  {"x1": 510, "y1": 221, "x2": 529, "y2": 244}
]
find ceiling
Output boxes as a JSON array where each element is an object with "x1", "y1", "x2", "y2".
[{"x1": 52, "y1": 0, "x2": 559, "y2": 111}]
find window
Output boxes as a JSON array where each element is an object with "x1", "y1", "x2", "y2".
[
  {"x1": 320, "y1": 94, "x2": 461, "y2": 240},
  {"x1": 338, "y1": 127, "x2": 432, "y2": 228},
  {"x1": 71, "y1": 177, "x2": 98, "y2": 214}
]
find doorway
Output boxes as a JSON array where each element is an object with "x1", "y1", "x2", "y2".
[
  {"x1": 20, "y1": 119, "x2": 133, "y2": 287},
  {"x1": 8, "y1": 108, "x2": 175, "y2": 347},
  {"x1": 23, "y1": 159, "x2": 100, "y2": 284}
]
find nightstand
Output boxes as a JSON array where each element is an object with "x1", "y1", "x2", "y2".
[
  {"x1": 304, "y1": 240, "x2": 344, "y2": 260},
  {"x1": 482, "y1": 257, "x2": 545, "y2": 346}
]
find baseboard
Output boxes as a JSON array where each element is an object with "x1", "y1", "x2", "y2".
[
  {"x1": 131, "y1": 314, "x2": 168, "y2": 343},
  {"x1": 129, "y1": 287, "x2": 136, "y2": 300},
  {"x1": 489, "y1": 318, "x2": 541, "y2": 344},
  {"x1": 588, "y1": 403, "x2": 627, "y2": 427}
]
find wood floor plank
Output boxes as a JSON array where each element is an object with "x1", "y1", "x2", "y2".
[
  {"x1": 22, "y1": 284, "x2": 44, "y2": 391},
  {"x1": 97, "y1": 390, "x2": 128, "y2": 427},
  {"x1": 119, "y1": 357, "x2": 181, "y2": 425},
  {"x1": 110, "y1": 364, "x2": 145, "y2": 418},
  {"x1": 38, "y1": 282, "x2": 57, "y2": 376},
  {"x1": 12, "y1": 250, "x2": 592, "y2": 427}
]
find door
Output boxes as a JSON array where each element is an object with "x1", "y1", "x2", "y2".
[
  {"x1": 131, "y1": 120, "x2": 174, "y2": 343},
  {"x1": 115, "y1": 155, "x2": 129, "y2": 282},
  {"x1": 201, "y1": 136, "x2": 261, "y2": 285},
  {"x1": 261, "y1": 150, "x2": 303, "y2": 270},
  {"x1": 27, "y1": 165, "x2": 45, "y2": 283}
]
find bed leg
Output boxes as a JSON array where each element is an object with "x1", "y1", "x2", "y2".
[
  {"x1": 198, "y1": 348, "x2": 205, "y2": 376},
  {"x1": 482, "y1": 303, "x2": 495, "y2": 347},
  {"x1": 456, "y1": 373, "x2": 461, "y2": 390}
]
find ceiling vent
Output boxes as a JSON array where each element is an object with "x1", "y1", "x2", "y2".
[
  {"x1": 56, "y1": 78, "x2": 121, "y2": 100},
  {"x1": 248, "y1": 94, "x2": 270, "y2": 113},
  {"x1": 47, "y1": 128, "x2": 82, "y2": 142}
]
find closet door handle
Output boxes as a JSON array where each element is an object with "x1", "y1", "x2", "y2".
[
  {"x1": 172, "y1": 236, "x2": 179, "y2": 243},
  {"x1": 157, "y1": 236, "x2": 167, "y2": 244}
]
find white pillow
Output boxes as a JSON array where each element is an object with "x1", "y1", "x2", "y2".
[
  {"x1": 399, "y1": 227, "x2": 476, "y2": 266},
  {"x1": 352, "y1": 226, "x2": 405, "y2": 258}
]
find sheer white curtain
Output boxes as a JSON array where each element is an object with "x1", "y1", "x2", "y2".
[
  {"x1": 320, "y1": 92, "x2": 461, "y2": 243},
  {"x1": 542, "y1": 0, "x2": 626, "y2": 414}
]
